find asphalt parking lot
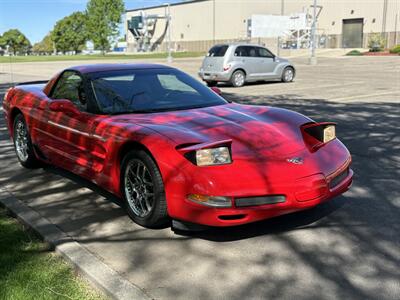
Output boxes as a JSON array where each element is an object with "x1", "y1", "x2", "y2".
[{"x1": 0, "y1": 55, "x2": 399, "y2": 300}]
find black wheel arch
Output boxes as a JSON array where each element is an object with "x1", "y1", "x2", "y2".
[
  {"x1": 232, "y1": 68, "x2": 247, "y2": 77},
  {"x1": 9, "y1": 107, "x2": 23, "y2": 136},
  {"x1": 117, "y1": 141, "x2": 161, "y2": 191},
  {"x1": 284, "y1": 65, "x2": 296, "y2": 75}
]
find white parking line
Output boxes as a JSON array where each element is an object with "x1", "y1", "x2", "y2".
[
  {"x1": 245, "y1": 81, "x2": 365, "y2": 95},
  {"x1": 331, "y1": 91, "x2": 400, "y2": 102}
]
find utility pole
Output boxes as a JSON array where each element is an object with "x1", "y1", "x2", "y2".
[
  {"x1": 213, "y1": 0, "x2": 216, "y2": 43},
  {"x1": 309, "y1": 0, "x2": 317, "y2": 65},
  {"x1": 277, "y1": 0, "x2": 284, "y2": 56},
  {"x1": 166, "y1": 3, "x2": 173, "y2": 63},
  {"x1": 395, "y1": 12, "x2": 399, "y2": 46}
]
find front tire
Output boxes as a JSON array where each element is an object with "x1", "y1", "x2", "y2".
[
  {"x1": 121, "y1": 150, "x2": 168, "y2": 228},
  {"x1": 230, "y1": 70, "x2": 246, "y2": 87},
  {"x1": 13, "y1": 114, "x2": 39, "y2": 168},
  {"x1": 281, "y1": 67, "x2": 295, "y2": 82}
]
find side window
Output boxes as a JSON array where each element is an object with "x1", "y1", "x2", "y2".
[
  {"x1": 257, "y1": 47, "x2": 274, "y2": 58},
  {"x1": 247, "y1": 46, "x2": 257, "y2": 57},
  {"x1": 234, "y1": 46, "x2": 257, "y2": 57},
  {"x1": 51, "y1": 71, "x2": 86, "y2": 111},
  {"x1": 234, "y1": 46, "x2": 247, "y2": 57}
]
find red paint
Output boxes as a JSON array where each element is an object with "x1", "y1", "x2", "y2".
[{"x1": 3, "y1": 64, "x2": 353, "y2": 227}]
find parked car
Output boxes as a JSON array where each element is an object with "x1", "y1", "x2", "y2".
[
  {"x1": 199, "y1": 43, "x2": 295, "y2": 87},
  {"x1": 3, "y1": 64, "x2": 352, "y2": 230}
]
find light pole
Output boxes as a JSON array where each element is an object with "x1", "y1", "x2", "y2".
[
  {"x1": 213, "y1": 0, "x2": 216, "y2": 43},
  {"x1": 166, "y1": 3, "x2": 173, "y2": 63},
  {"x1": 309, "y1": 0, "x2": 317, "y2": 65},
  {"x1": 277, "y1": 0, "x2": 284, "y2": 56}
]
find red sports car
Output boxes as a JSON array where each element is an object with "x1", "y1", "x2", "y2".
[{"x1": 3, "y1": 64, "x2": 353, "y2": 229}]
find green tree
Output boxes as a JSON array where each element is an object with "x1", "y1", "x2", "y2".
[
  {"x1": 32, "y1": 33, "x2": 54, "y2": 54},
  {"x1": 1, "y1": 29, "x2": 31, "y2": 55},
  {"x1": 51, "y1": 12, "x2": 88, "y2": 54},
  {"x1": 86, "y1": 0, "x2": 125, "y2": 54}
]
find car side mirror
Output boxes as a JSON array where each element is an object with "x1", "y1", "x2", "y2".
[
  {"x1": 210, "y1": 86, "x2": 222, "y2": 96},
  {"x1": 49, "y1": 100, "x2": 80, "y2": 115}
]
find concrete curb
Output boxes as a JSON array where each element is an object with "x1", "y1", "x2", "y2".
[{"x1": 0, "y1": 187, "x2": 152, "y2": 300}]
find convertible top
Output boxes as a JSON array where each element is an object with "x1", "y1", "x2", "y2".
[{"x1": 69, "y1": 63, "x2": 172, "y2": 74}]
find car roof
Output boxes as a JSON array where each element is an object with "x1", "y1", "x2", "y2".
[
  {"x1": 212, "y1": 43, "x2": 265, "y2": 48},
  {"x1": 68, "y1": 63, "x2": 172, "y2": 74}
]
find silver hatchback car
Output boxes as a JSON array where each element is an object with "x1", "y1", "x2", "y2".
[{"x1": 198, "y1": 43, "x2": 295, "y2": 87}]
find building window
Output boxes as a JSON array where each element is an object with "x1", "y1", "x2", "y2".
[{"x1": 180, "y1": 33, "x2": 184, "y2": 39}]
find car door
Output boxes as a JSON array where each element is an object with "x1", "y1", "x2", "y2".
[
  {"x1": 41, "y1": 70, "x2": 105, "y2": 177},
  {"x1": 234, "y1": 46, "x2": 259, "y2": 80},
  {"x1": 256, "y1": 47, "x2": 279, "y2": 79}
]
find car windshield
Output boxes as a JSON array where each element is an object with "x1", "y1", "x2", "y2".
[{"x1": 89, "y1": 68, "x2": 227, "y2": 114}]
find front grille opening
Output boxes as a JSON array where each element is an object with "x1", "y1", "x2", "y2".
[
  {"x1": 235, "y1": 195, "x2": 286, "y2": 207},
  {"x1": 218, "y1": 214, "x2": 246, "y2": 221},
  {"x1": 329, "y1": 168, "x2": 349, "y2": 189}
]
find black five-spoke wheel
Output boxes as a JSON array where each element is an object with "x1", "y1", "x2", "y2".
[
  {"x1": 121, "y1": 150, "x2": 168, "y2": 228},
  {"x1": 13, "y1": 114, "x2": 39, "y2": 168}
]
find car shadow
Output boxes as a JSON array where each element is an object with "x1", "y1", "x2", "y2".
[
  {"x1": 175, "y1": 196, "x2": 347, "y2": 241},
  {"x1": 217, "y1": 80, "x2": 283, "y2": 88}
]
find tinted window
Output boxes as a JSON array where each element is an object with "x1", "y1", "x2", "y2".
[
  {"x1": 257, "y1": 47, "x2": 274, "y2": 58},
  {"x1": 207, "y1": 45, "x2": 228, "y2": 57},
  {"x1": 89, "y1": 69, "x2": 227, "y2": 114},
  {"x1": 234, "y1": 46, "x2": 257, "y2": 57},
  {"x1": 51, "y1": 71, "x2": 87, "y2": 111}
]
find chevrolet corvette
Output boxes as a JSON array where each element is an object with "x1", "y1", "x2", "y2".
[{"x1": 2, "y1": 64, "x2": 353, "y2": 229}]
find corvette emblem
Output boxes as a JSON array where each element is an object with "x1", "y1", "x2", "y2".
[{"x1": 287, "y1": 157, "x2": 304, "y2": 164}]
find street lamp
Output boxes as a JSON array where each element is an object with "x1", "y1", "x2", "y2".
[
  {"x1": 309, "y1": 0, "x2": 317, "y2": 65},
  {"x1": 164, "y1": 3, "x2": 173, "y2": 63}
]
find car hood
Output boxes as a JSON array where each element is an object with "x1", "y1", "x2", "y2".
[
  {"x1": 275, "y1": 57, "x2": 290, "y2": 63},
  {"x1": 111, "y1": 103, "x2": 312, "y2": 160}
]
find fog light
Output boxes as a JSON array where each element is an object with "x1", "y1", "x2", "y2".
[{"x1": 187, "y1": 194, "x2": 232, "y2": 207}]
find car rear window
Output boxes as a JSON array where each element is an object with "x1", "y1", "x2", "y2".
[{"x1": 207, "y1": 45, "x2": 228, "y2": 57}]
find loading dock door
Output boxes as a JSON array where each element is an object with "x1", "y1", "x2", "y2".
[{"x1": 342, "y1": 18, "x2": 364, "y2": 48}]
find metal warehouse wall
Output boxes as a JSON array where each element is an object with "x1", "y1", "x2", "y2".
[{"x1": 125, "y1": 0, "x2": 400, "y2": 52}]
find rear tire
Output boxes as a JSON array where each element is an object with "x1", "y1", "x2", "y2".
[
  {"x1": 206, "y1": 81, "x2": 217, "y2": 87},
  {"x1": 230, "y1": 70, "x2": 245, "y2": 87},
  {"x1": 281, "y1": 67, "x2": 295, "y2": 82},
  {"x1": 13, "y1": 114, "x2": 39, "y2": 168},
  {"x1": 121, "y1": 150, "x2": 168, "y2": 228}
]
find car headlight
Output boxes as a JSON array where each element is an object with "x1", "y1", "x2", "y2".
[
  {"x1": 196, "y1": 147, "x2": 232, "y2": 166},
  {"x1": 323, "y1": 125, "x2": 336, "y2": 143}
]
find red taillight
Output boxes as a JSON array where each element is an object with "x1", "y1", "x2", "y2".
[{"x1": 223, "y1": 64, "x2": 231, "y2": 71}]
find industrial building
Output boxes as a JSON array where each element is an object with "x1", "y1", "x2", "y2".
[{"x1": 125, "y1": 0, "x2": 400, "y2": 53}]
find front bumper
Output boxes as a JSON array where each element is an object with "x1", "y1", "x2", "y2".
[
  {"x1": 198, "y1": 69, "x2": 232, "y2": 82},
  {"x1": 165, "y1": 143, "x2": 353, "y2": 227}
]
